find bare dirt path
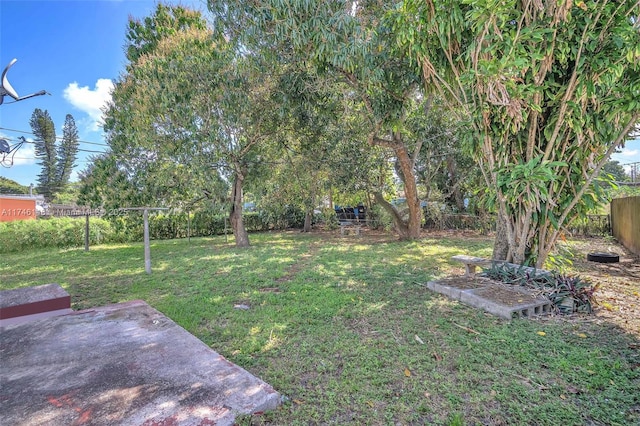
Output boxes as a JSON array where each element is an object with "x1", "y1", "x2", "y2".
[{"x1": 563, "y1": 237, "x2": 640, "y2": 337}]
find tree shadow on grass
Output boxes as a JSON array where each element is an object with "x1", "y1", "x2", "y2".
[{"x1": 2, "y1": 233, "x2": 638, "y2": 425}]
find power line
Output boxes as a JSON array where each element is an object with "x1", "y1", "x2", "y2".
[
  {"x1": 1, "y1": 136, "x2": 106, "y2": 154},
  {"x1": 9, "y1": 156, "x2": 93, "y2": 163},
  {"x1": 0, "y1": 127, "x2": 110, "y2": 147}
]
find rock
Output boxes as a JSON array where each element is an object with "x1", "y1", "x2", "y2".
[{"x1": 234, "y1": 304, "x2": 251, "y2": 310}]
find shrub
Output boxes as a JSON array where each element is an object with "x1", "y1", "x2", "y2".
[
  {"x1": 0, "y1": 217, "x2": 115, "y2": 253},
  {"x1": 244, "y1": 211, "x2": 270, "y2": 231},
  {"x1": 320, "y1": 208, "x2": 339, "y2": 230},
  {"x1": 1, "y1": 207, "x2": 311, "y2": 253},
  {"x1": 255, "y1": 204, "x2": 305, "y2": 230},
  {"x1": 367, "y1": 204, "x2": 393, "y2": 231},
  {"x1": 191, "y1": 210, "x2": 226, "y2": 236}
]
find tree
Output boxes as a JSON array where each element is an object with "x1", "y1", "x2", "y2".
[
  {"x1": 57, "y1": 114, "x2": 79, "y2": 190},
  {"x1": 52, "y1": 181, "x2": 81, "y2": 205},
  {"x1": 596, "y1": 160, "x2": 639, "y2": 206},
  {"x1": 124, "y1": 3, "x2": 207, "y2": 68},
  {"x1": 30, "y1": 108, "x2": 57, "y2": 201},
  {"x1": 89, "y1": 5, "x2": 228, "y2": 215},
  {"x1": 208, "y1": 0, "x2": 436, "y2": 240},
  {"x1": 255, "y1": 66, "x2": 383, "y2": 232},
  {"x1": 396, "y1": 0, "x2": 640, "y2": 266},
  {"x1": 601, "y1": 161, "x2": 629, "y2": 183},
  {"x1": 404, "y1": 96, "x2": 479, "y2": 213},
  {"x1": 102, "y1": 5, "x2": 282, "y2": 247},
  {"x1": 253, "y1": 112, "x2": 330, "y2": 233},
  {"x1": 0, "y1": 177, "x2": 29, "y2": 194},
  {"x1": 78, "y1": 153, "x2": 147, "y2": 211},
  {"x1": 29, "y1": 109, "x2": 80, "y2": 201}
]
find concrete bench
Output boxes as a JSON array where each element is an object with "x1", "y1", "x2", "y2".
[
  {"x1": 451, "y1": 255, "x2": 492, "y2": 277},
  {"x1": 339, "y1": 221, "x2": 362, "y2": 236},
  {"x1": 0, "y1": 283, "x2": 72, "y2": 326}
]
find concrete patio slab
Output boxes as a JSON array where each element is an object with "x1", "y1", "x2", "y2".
[{"x1": 0, "y1": 300, "x2": 280, "y2": 426}]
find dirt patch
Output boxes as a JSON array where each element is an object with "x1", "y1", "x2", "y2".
[
  {"x1": 440, "y1": 235, "x2": 640, "y2": 335},
  {"x1": 424, "y1": 234, "x2": 639, "y2": 334},
  {"x1": 276, "y1": 242, "x2": 321, "y2": 283},
  {"x1": 561, "y1": 237, "x2": 640, "y2": 337},
  {"x1": 311, "y1": 226, "x2": 400, "y2": 244},
  {"x1": 471, "y1": 285, "x2": 544, "y2": 307},
  {"x1": 433, "y1": 276, "x2": 493, "y2": 290},
  {"x1": 432, "y1": 276, "x2": 548, "y2": 309}
]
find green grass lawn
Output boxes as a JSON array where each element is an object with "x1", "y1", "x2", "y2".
[{"x1": 1, "y1": 231, "x2": 638, "y2": 425}]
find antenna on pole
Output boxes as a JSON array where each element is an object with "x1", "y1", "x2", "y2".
[
  {"x1": 1, "y1": 58, "x2": 50, "y2": 105},
  {"x1": 0, "y1": 136, "x2": 26, "y2": 168}
]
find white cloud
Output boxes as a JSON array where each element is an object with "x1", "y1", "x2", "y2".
[
  {"x1": 12, "y1": 142, "x2": 36, "y2": 166},
  {"x1": 69, "y1": 169, "x2": 80, "y2": 183},
  {"x1": 63, "y1": 79, "x2": 114, "y2": 131},
  {"x1": 620, "y1": 148, "x2": 639, "y2": 157}
]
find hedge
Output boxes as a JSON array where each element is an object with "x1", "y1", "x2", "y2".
[
  {"x1": 0, "y1": 217, "x2": 115, "y2": 253},
  {"x1": 0, "y1": 208, "x2": 307, "y2": 253}
]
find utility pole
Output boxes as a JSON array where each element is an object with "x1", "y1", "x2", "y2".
[{"x1": 630, "y1": 162, "x2": 639, "y2": 183}]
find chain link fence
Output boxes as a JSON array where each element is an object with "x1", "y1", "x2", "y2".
[
  {"x1": 423, "y1": 212, "x2": 612, "y2": 237},
  {"x1": 423, "y1": 213, "x2": 495, "y2": 233},
  {"x1": 567, "y1": 214, "x2": 611, "y2": 237}
]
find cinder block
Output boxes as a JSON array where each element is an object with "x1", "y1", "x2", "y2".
[
  {"x1": 427, "y1": 281, "x2": 464, "y2": 299},
  {"x1": 426, "y1": 279, "x2": 552, "y2": 320}
]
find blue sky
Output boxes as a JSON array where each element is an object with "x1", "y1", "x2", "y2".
[
  {"x1": 0, "y1": 0, "x2": 205, "y2": 187},
  {"x1": 1, "y1": 0, "x2": 639, "y2": 188}
]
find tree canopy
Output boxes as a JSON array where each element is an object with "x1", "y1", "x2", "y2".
[
  {"x1": 0, "y1": 177, "x2": 29, "y2": 195},
  {"x1": 97, "y1": 4, "x2": 287, "y2": 247},
  {"x1": 208, "y1": 0, "x2": 461, "y2": 239},
  {"x1": 394, "y1": 0, "x2": 640, "y2": 265},
  {"x1": 78, "y1": 1, "x2": 640, "y2": 264}
]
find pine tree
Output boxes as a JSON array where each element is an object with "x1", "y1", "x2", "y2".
[
  {"x1": 29, "y1": 109, "x2": 57, "y2": 201},
  {"x1": 57, "y1": 114, "x2": 79, "y2": 189}
]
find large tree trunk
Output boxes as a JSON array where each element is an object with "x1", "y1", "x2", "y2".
[
  {"x1": 229, "y1": 171, "x2": 250, "y2": 248},
  {"x1": 371, "y1": 131, "x2": 422, "y2": 240},
  {"x1": 302, "y1": 185, "x2": 317, "y2": 233},
  {"x1": 493, "y1": 199, "x2": 531, "y2": 265},
  {"x1": 492, "y1": 212, "x2": 510, "y2": 261},
  {"x1": 373, "y1": 191, "x2": 410, "y2": 239},
  {"x1": 394, "y1": 140, "x2": 422, "y2": 239},
  {"x1": 303, "y1": 210, "x2": 313, "y2": 232}
]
